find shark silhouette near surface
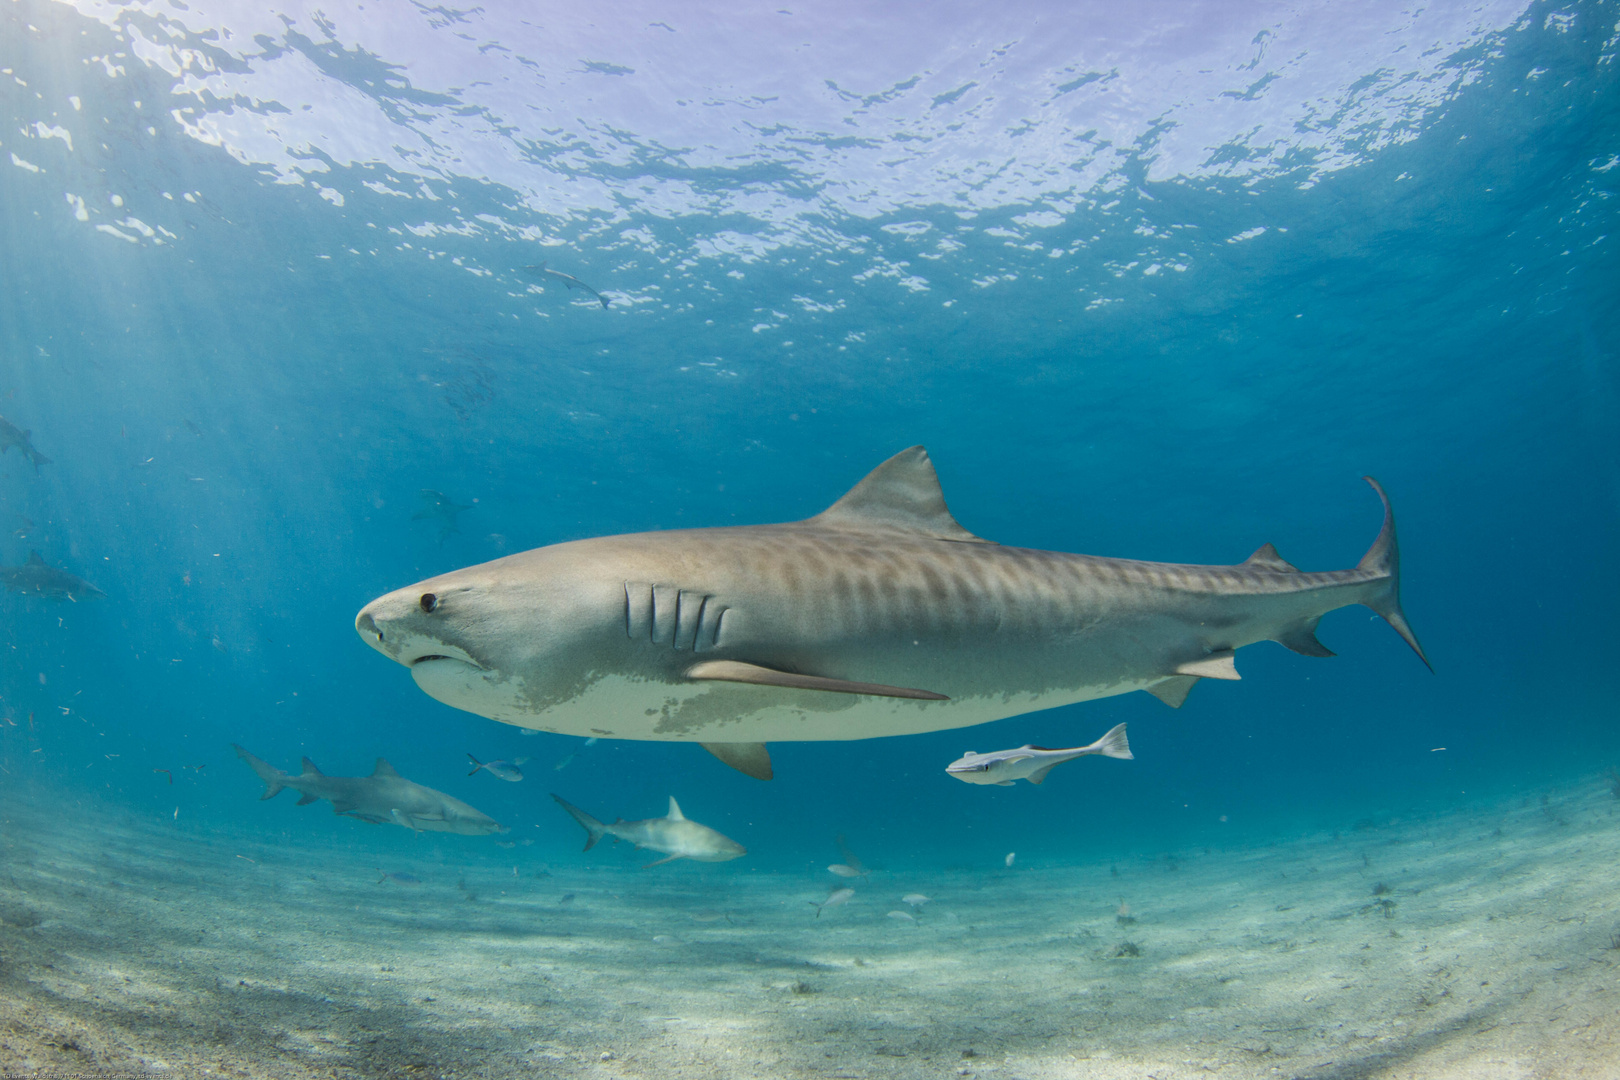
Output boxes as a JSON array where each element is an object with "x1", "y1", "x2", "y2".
[
  {"x1": 356, "y1": 446, "x2": 1427, "y2": 781},
  {"x1": 233, "y1": 745, "x2": 504, "y2": 835},
  {"x1": 0, "y1": 415, "x2": 50, "y2": 473},
  {"x1": 0, "y1": 551, "x2": 103, "y2": 601}
]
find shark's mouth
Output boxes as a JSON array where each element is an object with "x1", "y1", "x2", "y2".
[{"x1": 409, "y1": 653, "x2": 507, "y2": 716}]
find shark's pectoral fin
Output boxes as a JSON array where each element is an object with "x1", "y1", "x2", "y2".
[
  {"x1": 1145, "y1": 676, "x2": 1198, "y2": 708},
  {"x1": 686, "y1": 660, "x2": 948, "y2": 701},
  {"x1": 642, "y1": 854, "x2": 684, "y2": 868},
  {"x1": 700, "y1": 741, "x2": 774, "y2": 780},
  {"x1": 295, "y1": 792, "x2": 318, "y2": 806},
  {"x1": 1275, "y1": 617, "x2": 1336, "y2": 658},
  {"x1": 1174, "y1": 650, "x2": 1240, "y2": 680}
]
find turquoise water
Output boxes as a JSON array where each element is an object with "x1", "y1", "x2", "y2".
[{"x1": 1, "y1": 0, "x2": 1615, "y2": 880}]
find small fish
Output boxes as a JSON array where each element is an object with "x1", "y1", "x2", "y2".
[
  {"x1": 1005, "y1": 852, "x2": 1016, "y2": 868},
  {"x1": 153, "y1": 768, "x2": 173, "y2": 785},
  {"x1": 827, "y1": 863, "x2": 863, "y2": 879},
  {"x1": 522, "y1": 262, "x2": 610, "y2": 309},
  {"x1": 558, "y1": 892, "x2": 576, "y2": 906},
  {"x1": 946, "y1": 723, "x2": 1133, "y2": 786},
  {"x1": 467, "y1": 754, "x2": 528, "y2": 781},
  {"x1": 834, "y1": 833, "x2": 866, "y2": 875},
  {"x1": 553, "y1": 736, "x2": 597, "y2": 770},
  {"x1": 886, "y1": 910, "x2": 915, "y2": 923},
  {"x1": 812, "y1": 887, "x2": 854, "y2": 918},
  {"x1": 689, "y1": 909, "x2": 733, "y2": 924},
  {"x1": 901, "y1": 893, "x2": 931, "y2": 909},
  {"x1": 378, "y1": 870, "x2": 422, "y2": 886}
]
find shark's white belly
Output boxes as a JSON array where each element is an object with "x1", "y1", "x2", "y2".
[{"x1": 415, "y1": 660, "x2": 1157, "y2": 742}]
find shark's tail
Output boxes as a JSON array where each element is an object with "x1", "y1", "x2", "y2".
[
  {"x1": 232, "y1": 744, "x2": 288, "y2": 800},
  {"x1": 552, "y1": 794, "x2": 609, "y2": 851},
  {"x1": 1356, "y1": 478, "x2": 1432, "y2": 672},
  {"x1": 1093, "y1": 722, "x2": 1133, "y2": 760}
]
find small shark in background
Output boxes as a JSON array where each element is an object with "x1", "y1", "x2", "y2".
[
  {"x1": 523, "y1": 262, "x2": 610, "y2": 309},
  {"x1": 466, "y1": 753, "x2": 528, "y2": 781},
  {"x1": 552, "y1": 794, "x2": 745, "y2": 867},
  {"x1": 0, "y1": 416, "x2": 50, "y2": 473},
  {"x1": 0, "y1": 551, "x2": 104, "y2": 601},
  {"x1": 233, "y1": 744, "x2": 504, "y2": 835},
  {"x1": 947, "y1": 722, "x2": 1133, "y2": 786},
  {"x1": 413, "y1": 489, "x2": 472, "y2": 544},
  {"x1": 552, "y1": 736, "x2": 597, "y2": 771}
]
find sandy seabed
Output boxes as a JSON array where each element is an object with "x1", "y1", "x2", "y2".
[{"x1": 2, "y1": 777, "x2": 1618, "y2": 1080}]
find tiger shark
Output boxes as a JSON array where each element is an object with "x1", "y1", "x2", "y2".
[{"x1": 355, "y1": 447, "x2": 1427, "y2": 780}]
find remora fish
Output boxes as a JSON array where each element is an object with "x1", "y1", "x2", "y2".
[
  {"x1": 947, "y1": 722, "x2": 1133, "y2": 786},
  {"x1": 356, "y1": 447, "x2": 1427, "y2": 781},
  {"x1": 0, "y1": 416, "x2": 50, "y2": 472},
  {"x1": 522, "y1": 262, "x2": 610, "y2": 309},
  {"x1": 0, "y1": 551, "x2": 104, "y2": 601},
  {"x1": 552, "y1": 794, "x2": 746, "y2": 867},
  {"x1": 233, "y1": 744, "x2": 504, "y2": 835}
]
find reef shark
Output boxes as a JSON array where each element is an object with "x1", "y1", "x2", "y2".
[
  {"x1": 946, "y1": 722, "x2": 1133, "y2": 786},
  {"x1": 413, "y1": 489, "x2": 472, "y2": 544},
  {"x1": 356, "y1": 447, "x2": 1427, "y2": 781},
  {"x1": 0, "y1": 551, "x2": 104, "y2": 601},
  {"x1": 233, "y1": 744, "x2": 504, "y2": 835},
  {"x1": 0, "y1": 416, "x2": 50, "y2": 473},
  {"x1": 552, "y1": 794, "x2": 746, "y2": 866}
]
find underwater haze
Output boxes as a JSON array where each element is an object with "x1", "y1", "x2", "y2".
[{"x1": 1, "y1": 0, "x2": 1618, "y2": 1077}]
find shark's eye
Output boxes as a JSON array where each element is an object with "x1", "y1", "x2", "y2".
[{"x1": 419, "y1": 593, "x2": 438, "y2": 613}]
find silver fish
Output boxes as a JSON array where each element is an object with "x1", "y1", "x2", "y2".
[
  {"x1": 356, "y1": 447, "x2": 1426, "y2": 781},
  {"x1": 467, "y1": 753, "x2": 528, "y2": 781},
  {"x1": 812, "y1": 887, "x2": 855, "y2": 918},
  {"x1": 947, "y1": 722, "x2": 1133, "y2": 786}
]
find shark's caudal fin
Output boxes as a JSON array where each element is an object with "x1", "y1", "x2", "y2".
[
  {"x1": 552, "y1": 794, "x2": 609, "y2": 851},
  {"x1": 1356, "y1": 477, "x2": 1431, "y2": 671},
  {"x1": 1093, "y1": 722, "x2": 1133, "y2": 760},
  {"x1": 233, "y1": 744, "x2": 288, "y2": 800}
]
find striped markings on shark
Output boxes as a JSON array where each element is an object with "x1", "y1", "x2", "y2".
[
  {"x1": 233, "y1": 744, "x2": 504, "y2": 836},
  {"x1": 947, "y1": 722, "x2": 1134, "y2": 786},
  {"x1": 356, "y1": 446, "x2": 1429, "y2": 780},
  {"x1": 552, "y1": 793, "x2": 746, "y2": 868},
  {"x1": 0, "y1": 551, "x2": 104, "y2": 601}
]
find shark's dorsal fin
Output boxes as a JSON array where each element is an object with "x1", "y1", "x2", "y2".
[
  {"x1": 810, "y1": 446, "x2": 995, "y2": 544},
  {"x1": 300, "y1": 756, "x2": 324, "y2": 776},
  {"x1": 1242, "y1": 543, "x2": 1298, "y2": 573},
  {"x1": 372, "y1": 758, "x2": 401, "y2": 778},
  {"x1": 25, "y1": 550, "x2": 44, "y2": 566},
  {"x1": 667, "y1": 796, "x2": 685, "y2": 821}
]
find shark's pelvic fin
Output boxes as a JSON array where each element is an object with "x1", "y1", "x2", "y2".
[
  {"x1": 686, "y1": 659, "x2": 948, "y2": 701},
  {"x1": 295, "y1": 792, "x2": 318, "y2": 806},
  {"x1": 1146, "y1": 676, "x2": 1197, "y2": 708},
  {"x1": 666, "y1": 796, "x2": 685, "y2": 821},
  {"x1": 1275, "y1": 616, "x2": 1336, "y2": 657},
  {"x1": 700, "y1": 741, "x2": 774, "y2": 780},
  {"x1": 1174, "y1": 650, "x2": 1240, "y2": 680},
  {"x1": 299, "y1": 756, "x2": 324, "y2": 777},
  {"x1": 1242, "y1": 542, "x2": 1299, "y2": 573},
  {"x1": 810, "y1": 446, "x2": 995, "y2": 544},
  {"x1": 372, "y1": 758, "x2": 401, "y2": 778},
  {"x1": 1356, "y1": 477, "x2": 1432, "y2": 671}
]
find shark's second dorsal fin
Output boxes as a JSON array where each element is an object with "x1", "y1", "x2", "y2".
[
  {"x1": 25, "y1": 550, "x2": 44, "y2": 566},
  {"x1": 810, "y1": 446, "x2": 995, "y2": 544},
  {"x1": 300, "y1": 757, "x2": 324, "y2": 776},
  {"x1": 667, "y1": 796, "x2": 685, "y2": 821},
  {"x1": 1242, "y1": 543, "x2": 1299, "y2": 573},
  {"x1": 372, "y1": 758, "x2": 401, "y2": 778}
]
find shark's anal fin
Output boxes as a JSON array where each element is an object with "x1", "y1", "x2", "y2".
[
  {"x1": 1145, "y1": 676, "x2": 1198, "y2": 708},
  {"x1": 686, "y1": 660, "x2": 948, "y2": 701},
  {"x1": 295, "y1": 792, "x2": 318, "y2": 806},
  {"x1": 1275, "y1": 616, "x2": 1336, "y2": 658},
  {"x1": 700, "y1": 741, "x2": 774, "y2": 781},
  {"x1": 1174, "y1": 650, "x2": 1239, "y2": 681}
]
